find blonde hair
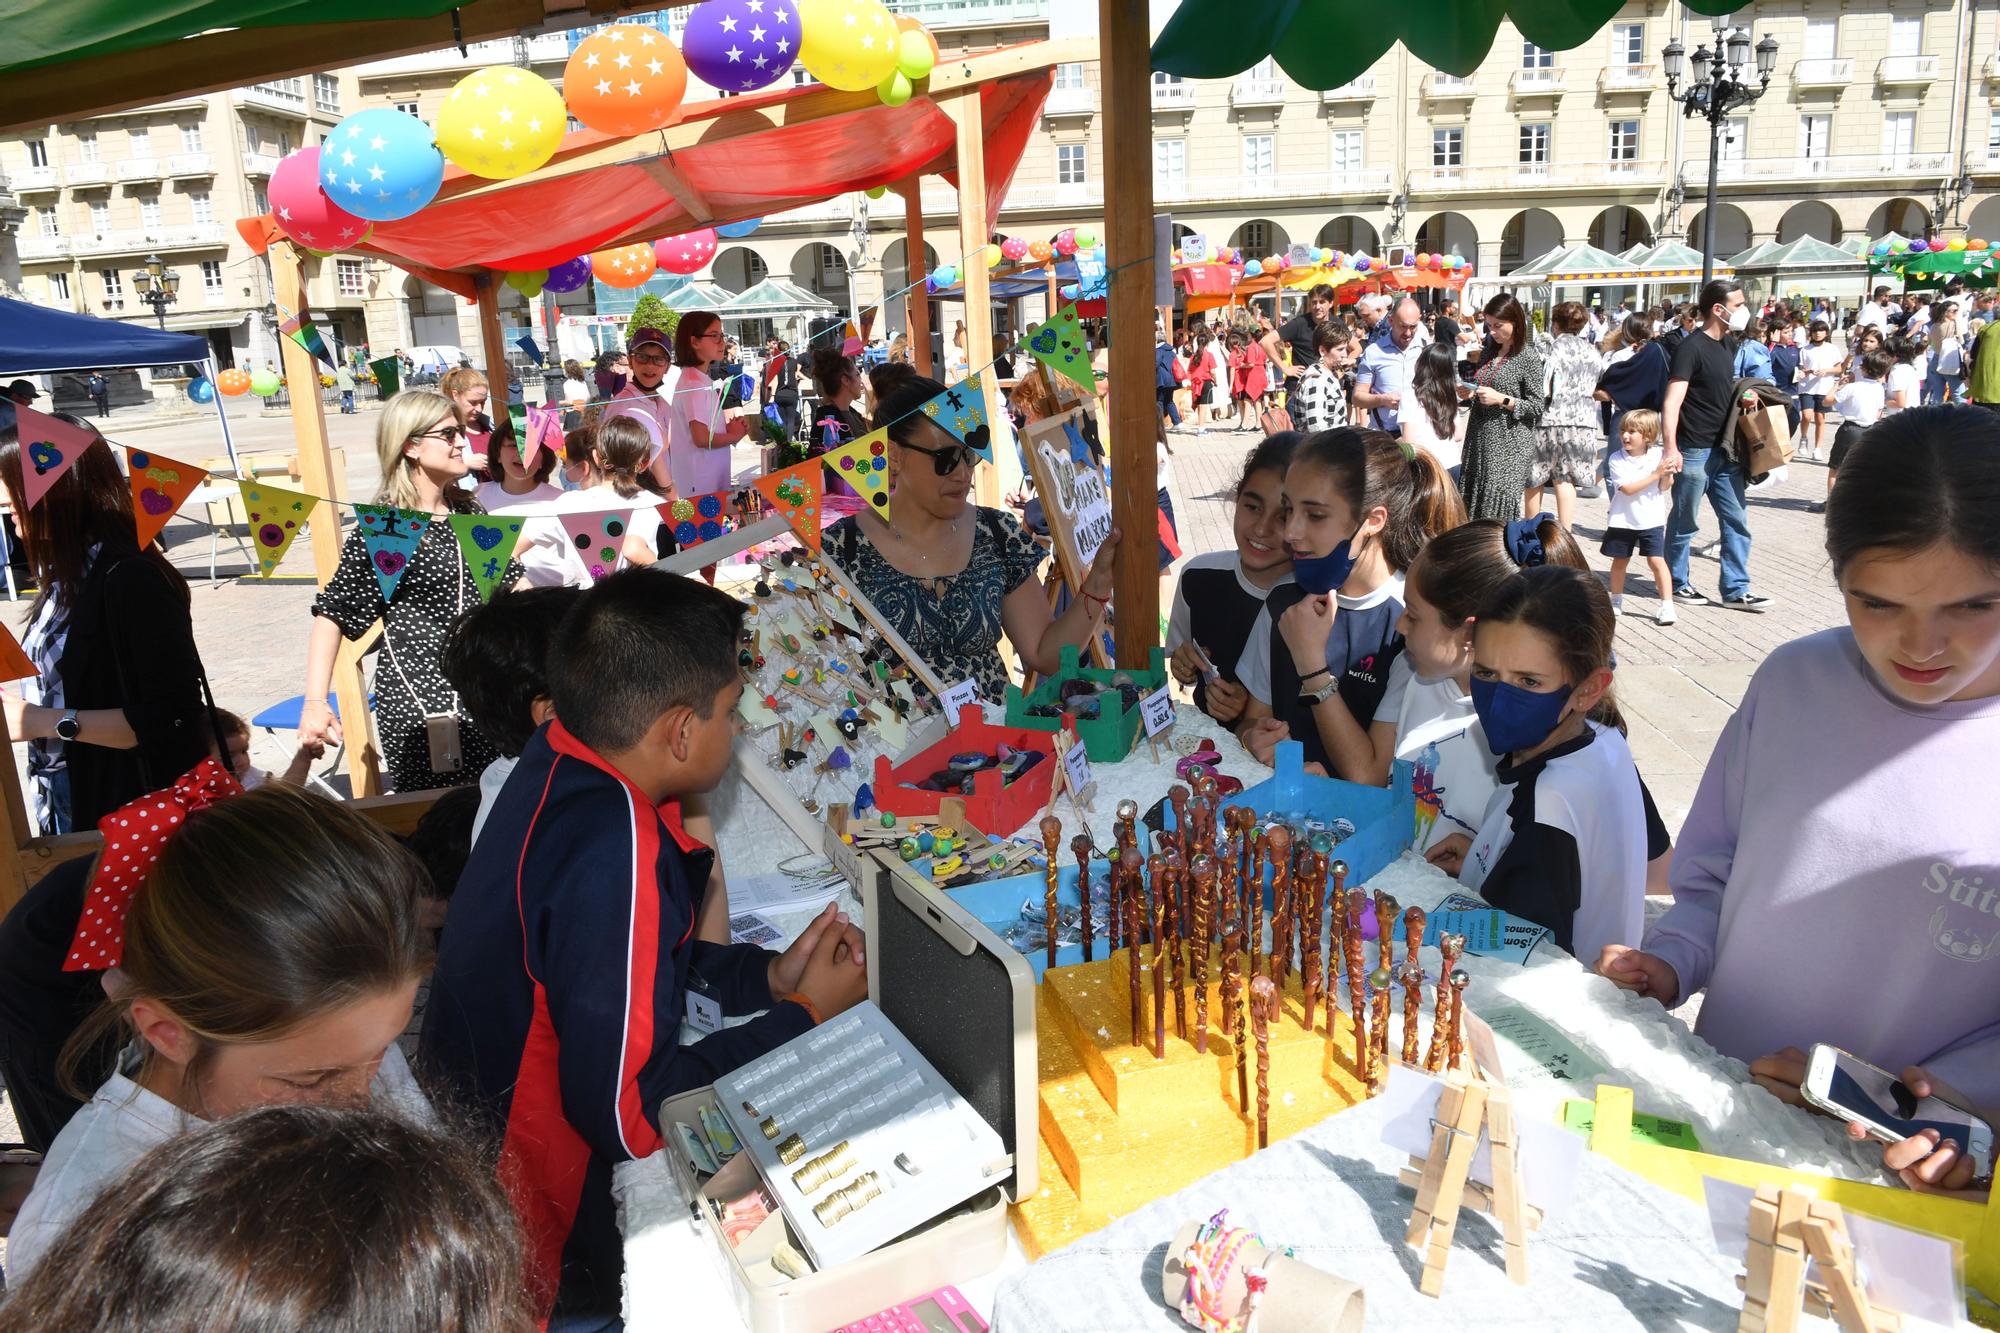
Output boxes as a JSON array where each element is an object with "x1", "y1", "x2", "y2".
[
  {"x1": 1621, "y1": 408, "x2": 1661, "y2": 444},
  {"x1": 438, "y1": 366, "x2": 488, "y2": 411},
  {"x1": 373, "y1": 390, "x2": 472, "y2": 512},
  {"x1": 592, "y1": 415, "x2": 655, "y2": 500}
]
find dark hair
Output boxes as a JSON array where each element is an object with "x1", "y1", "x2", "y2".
[
  {"x1": 1408, "y1": 517, "x2": 1589, "y2": 626},
  {"x1": 870, "y1": 360, "x2": 918, "y2": 404},
  {"x1": 1482, "y1": 295, "x2": 1528, "y2": 356},
  {"x1": 1886, "y1": 335, "x2": 1922, "y2": 366},
  {"x1": 1698, "y1": 277, "x2": 1741, "y2": 316},
  {"x1": 592, "y1": 415, "x2": 655, "y2": 499},
  {"x1": 1825, "y1": 407, "x2": 2000, "y2": 577},
  {"x1": 1859, "y1": 349, "x2": 1894, "y2": 381},
  {"x1": 443, "y1": 586, "x2": 584, "y2": 757},
  {"x1": 1619, "y1": 313, "x2": 1651, "y2": 346},
  {"x1": 1410, "y1": 342, "x2": 1460, "y2": 441},
  {"x1": 1809, "y1": 319, "x2": 1831, "y2": 338},
  {"x1": 1551, "y1": 301, "x2": 1588, "y2": 336},
  {"x1": 874, "y1": 374, "x2": 950, "y2": 448},
  {"x1": 809, "y1": 346, "x2": 855, "y2": 396},
  {"x1": 1290, "y1": 428, "x2": 1466, "y2": 573},
  {"x1": 1312, "y1": 320, "x2": 1350, "y2": 354},
  {"x1": 214, "y1": 708, "x2": 249, "y2": 739},
  {"x1": 549, "y1": 569, "x2": 746, "y2": 752},
  {"x1": 400, "y1": 785, "x2": 483, "y2": 903},
  {"x1": 490, "y1": 409, "x2": 559, "y2": 485},
  {"x1": 1, "y1": 1104, "x2": 536, "y2": 1332},
  {"x1": 1476, "y1": 564, "x2": 1624, "y2": 732},
  {"x1": 1307, "y1": 283, "x2": 1337, "y2": 305},
  {"x1": 674, "y1": 311, "x2": 722, "y2": 368},
  {"x1": 1237, "y1": 431, "x2": 1301, "y2": 494}
]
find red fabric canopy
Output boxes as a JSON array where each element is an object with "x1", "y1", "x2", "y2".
[{"x1": 241, "y1": 69, "x2": 1052, "y2": 283}]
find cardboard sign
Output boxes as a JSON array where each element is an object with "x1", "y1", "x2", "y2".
[
  {"x1": 1287, "y1": 242, "x2": 1314, "y2": 269},
  {"x1": 1062, "y1": 736, "x2": 1093, "y2": 797},
  {"x1": 1478, "y1": 1003, "x2": 1607, "y2": 1088},
  {"x1": 940, "y1": 678, "x2": 980, "y2": 721},
  {"x1": 1140, "y1": 683, "x2": 1176, "y2": 738},
  {"x1": 1561, "y1": 1100, "x2": 1701, "y2": 1152},
  {"x1": 1021, "y1": 408, "x2": 1113, "y2": 597},
  {"x1": 1180, "y1": 233, "x2": 1209, "y2": 263}
]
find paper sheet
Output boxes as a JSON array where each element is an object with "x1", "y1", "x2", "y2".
[{"x1": 1377, "y1": 1064, "x2": 1584, "y2": 1217}]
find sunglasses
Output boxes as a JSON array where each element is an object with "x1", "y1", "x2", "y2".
[
  {"x1": 899, "y1": 438, "x2": 973, "y2": 476},
  {"x1": 415, "y1": 426, "x2": 465, "y2": 444}
]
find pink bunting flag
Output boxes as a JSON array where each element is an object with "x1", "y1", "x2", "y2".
[
  {"x1": 521, "y1": 404, "x2": 563, "y2": 473},
  {"x1": 555, "y1": 506, "x2": 640, "y2": 585},
  {"x1": 12, "y1": 404, "x2": 97, "y2": 510}
]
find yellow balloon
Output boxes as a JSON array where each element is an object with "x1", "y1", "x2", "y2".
[
  {"x1": 877, "y1": 70, "x2": 912, "y2": 106},
  {"x1": 798, "y1": 0, "x2": 900, "y2": 93},
  {"x1": 436, "y1": 67, "x2": 567, "y2": 180}
]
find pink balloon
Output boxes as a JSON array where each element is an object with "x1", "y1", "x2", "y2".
[
  {"x1": 1053, "y1": 228, "x2": 1078, "y2": 257},
  {"x1": 654, "y1": 228, "x2": 718, "y2": 275},
  {"x1": 271, "y1": 147, "x2": 369, "y2": 252},
  {"x1": 1000, "y1": 236, "x2": 1030, "y2": 262}
]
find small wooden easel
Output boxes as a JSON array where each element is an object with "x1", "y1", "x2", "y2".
[
  {"x1": 1398, "y1": 1066, "x2": 1539, "y2": 1297},
  {"x1": 1738, "y1": 1185, "x2": 1902, "y2": 1333}
]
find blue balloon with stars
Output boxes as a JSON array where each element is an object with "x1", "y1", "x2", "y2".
[
  {"x1": 683, "y1": 0, "x2": 799, "y2": 94},
  {"x1": 324, "y1": 108, "x2": 446, "y2": 223}
]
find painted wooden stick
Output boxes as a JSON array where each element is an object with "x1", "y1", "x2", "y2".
[
  {"x1": 1301, "y1": 863, "x2": 1322, "y2": 1033},
  {"x1": 1249, "y1": 827, "x2": 1268, "y2": 978},
  {"x1": 1039, "y1": 816, "x2": 1063, "y2": 974},
  {"x1": 1368, "y1": 966, "x2": 1391, "y2": 1087},
  {"x1": 1250, "y1": 974, "x2": 1276, "y2": 1151},
  {"x1": 1425, "y1": 932, "x2": 1464, "y2": 1073},
  {"x1": 1309, "y1": 848, "x2": 1329, "y2": 1034},
  {"x1": 1165, "y1": 851, "x2": 1186, "y2": 1042},
  {"x1": 1167, "y1": 783, "x2": 1192, "y2": 879},
  {"x1": 1328, "y1": 859, "x2": 1350, "y2": 991},
  {"x1": 1265, "y1": 825, "x2": 1292, "y2": 990},
  {"x1": 1344, "y1": 888, "x2": 1369, "y2": 1078},
  {"x1": 1447, "y1": 969, "x2": 1470, "y2": 1072},
  {"x1": 1374, "y1": 891, "x2": 1399, "y2": 976},
  {"x1": 1148, "y1": 853, "x2": 1167, "y2": 1059},
  {"x1": 1192, "y1": 854, "x2": 1215, "y2": 1054},
  {"x1": 1401, "y1": 906, "x2": 1426, "y2": 1066},
  {"x1": 1222, "y1": 926, "x2": 1246, "y2": 1113},
  {"x1": 1122, "y1": 849, "x2": 1144, "y2": 1047},
  {"x1": 1073, "y1": 833, "x2": 1095, "y2": 964}
]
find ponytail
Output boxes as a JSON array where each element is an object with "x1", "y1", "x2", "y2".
[
  {"x1": 1293, "y1": 427, "x2": 1465, "y2": 574},
  {"x1": 592, "y1": 415, "x2": 655, "y2": 500}
]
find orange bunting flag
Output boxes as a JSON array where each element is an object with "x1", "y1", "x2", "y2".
[
  {"x1": 239, "y1": 480, "x2": 319, "y2": 577},
  {"x1": 14, "y1": 404, "x2": 96, "y2": 511},
  {"x1": 753, "y1": 459, "x2": 824, "y2": 551},
  {"x1": 123, "y1": 446, "x2": 208, "y2": 549},
  {"x1": 820, "y1": 429, "x2": 891, "y2": 520},
  {"x1": 0, "y1": 620, "x2": 36, "y2": 683}
]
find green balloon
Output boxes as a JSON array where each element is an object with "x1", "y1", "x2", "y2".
[
  {"x1": 877, "y1": 70, "x2": 913, "y2": 107},
  {"x1": 249, "y1": 368, "x2": 283, "y2": 397},
  {"x1": 866, "y1": 185, "x2": 888, "y2": 200},
  {"x1": 1074, "y1": 226, "x2": 1098, "y2": 249}
]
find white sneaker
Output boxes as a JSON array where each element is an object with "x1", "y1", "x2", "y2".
[
  {"x1": 1655, "y1": 602, "x2": 1677, "y2": 625},
  {"x1": 1611, "y1": 594, "x2": 1624, "y2": 616}
]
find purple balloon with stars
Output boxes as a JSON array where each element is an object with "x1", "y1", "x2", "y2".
[
  {"x1": 682, "y1": 0, "x2": 800, "y2": 94},
  {"x1": 544, "y1": 255, "x2": 593, "y2": 292}
]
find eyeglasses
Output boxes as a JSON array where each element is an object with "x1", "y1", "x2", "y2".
[
  {"x1": 899, "y1": 438, "x2": 973, "y2": 476},
  {"x1": 697, "y1": 330, "x2": 726, "y2": 342},
  {"x1": 630, "y1": 351, "x2": 670, "y2": 366},
  {"x1": 415, "y1": 426, "x2": 464, "y2": 444}
]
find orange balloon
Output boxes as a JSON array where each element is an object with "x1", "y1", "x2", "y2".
[
  {"x1": 1027, "y1": 239, "x2": 1054, "y2": 262},
  {"x1": 592, "y1": 242, "x2": 658, "y2": 289},
  {"x1": 564, "y1": 25, "x2": 687, "y2": 137},
  {"x1": 217, "y1": 368, "x2": 253, "y2": 397}
]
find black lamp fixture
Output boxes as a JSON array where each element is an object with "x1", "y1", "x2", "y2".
[
  {"x1": 131, "y1": 252, "x2": 181, "y2": 329},
  {"x1": 1663, "y1": 15, "x2": 1779, "y2": 286}
]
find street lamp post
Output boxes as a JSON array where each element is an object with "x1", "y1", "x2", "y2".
[
  {"x1": 131, "y1": 252, "x2": 181, "y2": 329},
  {"x1": 1664, "y1": 17, "x2": 1779, "y2": 288}
]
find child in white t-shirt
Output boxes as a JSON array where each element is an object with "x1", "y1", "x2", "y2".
[
  {"x1": 1813, "y1": 348, "x2": 1891, "y2": 514},
  {"x1": 1599, "y1": 408, "x2": 1675, "y2": 625}
]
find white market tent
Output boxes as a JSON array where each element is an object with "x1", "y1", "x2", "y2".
[{"x1": 719, "y1": 278, "x2": 838, "y2": 322}]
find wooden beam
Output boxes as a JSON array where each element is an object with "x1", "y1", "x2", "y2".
[
  {"x1": 1098, "y1": 0, "x2": 1159, "y2": 668},
  {"x1": 638, "y1": 156, "x2": 715, "y2": 226},
  {"x1": 939, "y1": 89, "x2": 1013, "y2": 506},
  {"x1": 902, "y1": 177, "x2": 934, "y2": 376},
  {"x1": 271, "y1": 240, "x2": 381, "y2": 796},
  {"x1": 474, "y1": 273, "x2": 512, "y2": 387}
]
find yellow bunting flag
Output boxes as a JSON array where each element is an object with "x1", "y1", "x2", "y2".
[
  {"x1": 123, "y1": 446, "x2": 208, "y2": 549},
  {"x1": 239, "y1": 480, "x2": 319, "y2": 577},
  {"x1": 753, "y1": 459, "x2": 825, "y2": 551},
  {"x1": 821, "y1": 429, "x2": 892, "y2": 519}
]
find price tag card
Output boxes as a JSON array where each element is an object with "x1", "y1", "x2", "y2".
[
  {"x1": 1140, "y1": 683, "x2": 1176, "y2": 738},
  {"x1": 939, "y1": 678, "x2": 980, "y2": 721},
  {"x1": 1062, "y1": 736, "x2": 1093, "y2": 796}
]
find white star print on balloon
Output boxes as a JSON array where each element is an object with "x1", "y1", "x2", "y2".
[
  {"x1": 319, "y1": 108, "x2": 442, "y2": 223},
  {"x1": 683, "y1": 0, "x2": 799, "y2": 94}
]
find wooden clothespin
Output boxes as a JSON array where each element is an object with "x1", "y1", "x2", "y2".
[
  {"x1": 1738, "y1": 1186, "x2": 1900, "y2": 1333},
  {"x1": 1400, "y1": 1066, "x2": 1536, "y2": 1298}
]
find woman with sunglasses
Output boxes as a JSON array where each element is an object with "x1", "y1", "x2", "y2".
[
  {"x1": 823, "y1": 376, "x2": 1121, "y2": 700},
  {"x1": 300, "y1": 391, "x2": 525, "y2": 793},
  {"x1": 654, "y1": 310, "x2": 748, "y2": 501}
]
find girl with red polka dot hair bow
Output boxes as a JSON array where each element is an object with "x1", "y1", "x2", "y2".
[{"x1": 9, "y1": 780, "x2": 437, "y2": 1284}]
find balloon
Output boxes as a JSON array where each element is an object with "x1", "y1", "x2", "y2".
[
  {"x1": 895, "y1": 26, "x2": 937, "y2": 80},
  {"x1": 1355, "y1": 256, "x2": 1371, "y2": 272},
  {"x1": 1001, "y1": 236, "x2": 1029, "y2": 261},
  {"x1": 877, "y1": 70, "x2": 913, "y2": 106},
  {"x1": 544, "y1": 255, "x2": 593, "y2": 291},
  {"x1": 565, "y1": 25, "x2": 687, "y2": 136},
  {"x1": 1243, "y1": 260, "x2": 1264, "y2": 278},
  {"x1": 1074, "y1": 226, "x2": 1098, "y2": 250},
  {"x1": 865, "y1": 185, "x2": 887, "y2": 199},
  {"x1": 1060, "y1": 283, "x2": 1080, "y2": 300},
  {"x1": 436, "y1": 66, "x2": 566, "y2": 179},
  {"x1": 683, "y1": 0, "x2": 799, "y2": 94},
  {"x1": 1054, "y1": 229, "x2": 1078, "y2": 257},
  {"x1": 1027, "y1": 239, "x2": 1053, "y2": 262},
  {"x1": 187, "y1": 376, "x2": 216, "y2": 404},
  {"x1": 217, "y1": 368, "x2": 253, "y2": 397},
  {"x1": 797, "y1": 0, "x2": 898, "y2": 92},
  {"x1": 1971, "y1": 238, "x2": 1990, "y2": 251},
  {"x1": 655, "y1": 228, "x2": 718, "y2": 275},
  {"x1": 1947, "y1": 237, "x2": 1966, "y2": 252},
  {"x1": 249, "y1": 368, "x2": 283, "y2": 398},
  {"x1": 1873, "y1": 241, "x2": 1891, "y2": 255},
  {"x1": 933, "y1": 264, "x2": 957, "y2": 286},
  {"x1": 1891, "y1": 239, "x2": 1908, "y2": 253},
  {"x1": 987, "y1": 245, "x2": 1004, "y2": 269},
  {"x1": 270, "y1": 147, "x2": 369, "y2": 251},
  {"x1": 1910, "y1": 239, "x2": 1929, "y2": 253},
  {"x1": 593, "y1": 242, "x2": 658, "y2": 288},
  {"x1": 324, "y1": 108, "x2": 444, "y2": 222},
  {"x1": 715, "y1": 218, "x2": 763, "y2": 239},
  {"x1": 1329, "y1": 250, "x2": 1343, "y2": 267},
  {"x1": 505, "y1": 269, "x2": 548, "y2": 298},
  {"x1": 1266, "y1": 255, "x2": 1282, "y2": 271}
]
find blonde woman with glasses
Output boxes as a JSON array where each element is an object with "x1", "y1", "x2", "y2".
[{"x1": 300, "y1": 391, "x2": 525, "y2": 792}]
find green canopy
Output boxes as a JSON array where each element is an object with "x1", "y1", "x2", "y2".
[
  {"x1": 1152, "y1": 0, "x2": 1741, "y2": 86},
  {"x1": 1734, "y1": 237, "x2": 1860, "y2": 271},
  {"x1": 1, "y1": 0, "x2": 462, "y2": 77},
  {"x1": 1868, "y1": 247, "x2": 2000, "y2": 290},
  {"x1": 1504, "y1": 242, "x2": 1631, "y2": 284}
]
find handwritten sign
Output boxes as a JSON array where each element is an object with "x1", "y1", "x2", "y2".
[
  {"x1": 1478, "y1": 1003, "x2": 1606, "y2": 1089},
  {"x1": 1287, "y1": 242, "x2": 1314, "y2": 269},
  {"x1": 1180, "y1": 234, "x2": 1209, "y2": 263},
  {"x1": 1140, "y1": 684, "x2": 1176, "y2": 738},
  {"x1": 1062, "y1": 736, "x2": 1094, "y2": 799},
  {"x1": 940, "y1": 678, "x2": 980, "y2": 722},
  {"x1": 1021, "y1": 409, "x2": 1113, "y2": 595}
]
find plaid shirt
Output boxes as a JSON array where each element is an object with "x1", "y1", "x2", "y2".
[{"x1": 1292, "y1": 362, "x2": 1349, "y2": 434}]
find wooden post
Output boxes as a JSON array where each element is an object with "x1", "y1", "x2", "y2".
[
  {"x1": 1098, "y1": 0, "x2": 1159, "y2": 667},
  {"x1": 474, "y1": 272, "x2": 510, "y2": 388},
  {"x1": 270, "y1": 240, "x2": 379, "y2": 796},
  {"x1": 939, "y1": 89, "x2": 1013, "y2": 505},
  {"x1": 901, "y1": 177, "x2": 933, "y2": 377}
]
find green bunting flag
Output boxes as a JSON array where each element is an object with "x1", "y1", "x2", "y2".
[
  {"x1": 1024, "y1": 304, "x2": 1096, "y2": 395},
  {"x1": 448, "y1": 514, "x2": 525, "y2": 601},
  {"x1": 370, "y1": 355, "x2": 401, "y2": 398}
]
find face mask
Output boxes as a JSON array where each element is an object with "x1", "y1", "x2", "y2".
[
  {"x1": 1727, "y1": 306, "x2": 1751, "y2": 333},
  {"x1": 1292, "y1": 537, "x2": 1355, "y2": 596},
  {"x1": 1469, "y1": 676, "x2": 1574, "y2": 756}
]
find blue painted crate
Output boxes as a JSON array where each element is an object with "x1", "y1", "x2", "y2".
[{"x1": 941, "y1": 856, "x2": 1115, "y2": 983}]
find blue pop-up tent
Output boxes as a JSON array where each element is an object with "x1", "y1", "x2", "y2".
[{"x1": 0, "y1": 294, "x2": 238, "y2": 467}]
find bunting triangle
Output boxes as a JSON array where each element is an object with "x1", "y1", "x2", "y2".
[
  {"x1": 13, "y1": 404, "x2": 96, "y2": 511},
  {"x1": 820, "y1": 429, "x2": 891, "y2": 519},
  {"x1": 1024, "y1": 304, "x2": 1096, "y2": 395},
  {"x1": 354, "y1": 504, "x2": 432, "y2": 601},
  {"x1": 753, "y1": 459, "x2": 824, "y2": 551},
  {"x1": 917, "y1": 373, "x2": 992, "y2": 464},
  {"x1": 277, "y1": 304, "x2": 338, "y2": 371},
  {"x1": 0, "y1": 620, "x2": 36, "y2": 683},
  {"x1": 447, "y1": 513, "x2": 524, "y2": 602},
  {"x1": 520, "y1": 404, "x2": 563, "y2": 473},
  {"x1": 658, "y1": 491, "x2": 736, "y2": 551},
  {"x1": 123, "y1": 446, "x2": 207, "y2": 549},
  {"x1": 240, "y1": 480, "x2": 320, "y2": 577},
  {"x1": 369, "y1": 355, "x2": 401, "y2": 398},
  {"x1": 555, "y1": 506, "x2": 638, "y2": 584}
]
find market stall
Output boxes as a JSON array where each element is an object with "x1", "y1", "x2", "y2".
[
  {"x1": 1868, "y1": 238, "x2": 1999, "y2": 291},
  {"x1": 1727, "y1": 236, "x2": 1868, "y2": 305}
]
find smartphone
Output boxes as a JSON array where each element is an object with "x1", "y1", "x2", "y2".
[{"x1": 1801, "y1": 1044, "x2": 1994, "y2": 1169}]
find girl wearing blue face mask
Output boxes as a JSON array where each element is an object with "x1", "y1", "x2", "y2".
[
  {"x1": 1235, "y1": 429, "x2": 1463, "y2": 772},
  {"x1": 1448, "y1": 564, "x2": 1650, "y2": 964}
]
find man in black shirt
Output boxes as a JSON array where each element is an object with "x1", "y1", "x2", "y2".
[
  {"x1": 1663, "y1": 278, "x2": 1769, "y2": 612},
  {"x1": 1279, "y1": 284, "x2": 1335, "y2": 395}
]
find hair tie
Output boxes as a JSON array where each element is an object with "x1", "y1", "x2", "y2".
[
  {"x1": 1503, "y1": 513, "x2": 1555, "y2": 569},
  {"x1": 1397, "y1": 437, "x2": 1417, "y2": 464},
  {"x1": 64, "y1": 758, "x2": 243, "y2": 972}
]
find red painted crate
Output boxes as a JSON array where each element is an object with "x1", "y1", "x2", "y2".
[{"x1": 871, "y1": 706, "x2": 1059, "y2": 837}]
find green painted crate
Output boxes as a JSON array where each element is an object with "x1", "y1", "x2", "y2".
[{"x1": 1002, "y1": 644, "x2": 1168, "y2": 764}]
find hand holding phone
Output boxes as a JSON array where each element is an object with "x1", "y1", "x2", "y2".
[{"x1": 1801, "y1": 1044, "x2": 1995, "y2": 1179}]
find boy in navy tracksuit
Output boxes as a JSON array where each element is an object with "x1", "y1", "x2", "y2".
[{"x1": 421, "y1": 570, "x2": 868, "y2": 1322}]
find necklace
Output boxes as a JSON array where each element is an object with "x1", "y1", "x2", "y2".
[{"x1": 885, "y1": 516, "x2": 961, "y2": 563}]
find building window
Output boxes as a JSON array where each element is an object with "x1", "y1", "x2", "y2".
[
  {"x1": 1881, "y1": 111, "x2": 1916, "y2": 163},
  {"x1": 1990, "y1": 107, "x2": 2000, "y2": 156},
  {"x1": 336, "y1": 258, "x2": 366, "y2": 295},
  {"x1": 25, "y1": 140, "x2": 47, "y2": 168},
  {"x1": 254, "y1": 77, "x2": 305, "y2": 104},
  {"x1": 1241, "y1": 133, "x2": 1274, "y2": 182},
  {"x1": 1330, "y1": 129, "x2": 1363, "y2": 177},
  {"x1": 37, "y1": 208, "x2": 57, "y2": 237},
  {"x1": 1152, "y1": 71, "x2": 1183, "y2": 92},
  {"x1": 201, "y1": 260, "x2": 224, "y2": 294},
  {"x1": 1518, "y1": 122, "x2": 1551, "y2": 165},
  {"x1": 243, "y1": 123, "x2": 261, "y2": 151},
  {"x1": 277, "y1": 130, "x2": 292, "y2": 155},
  {"x1": 190, "y1": 190, "x2": 214, "y2": 224},
  {"x1": 313, "y1": 74, "x2": 341, "y2": 114},
  {"x1": 252, "y1": 182, "x2": 269, "y2": 214},
  {"x1": 180, "y1": 123, "x2": 203, "y2": 152},
  {"x1": 77, "y1": 135, "x2": 98, "y2": 163},
  {"x1": 1521, "y1": 41, "x2": 1553, "y2": 70},
  {"x1": 1803, "y1": 18, "x2": 1837, "y2": 61},
  {"x1": 394, "y1": 100, "x2": 420, "y2": 117},
  {"x1": 48, "y1": 272, "x2": 70, "y2": 303},
  {"x1": 1153, "y1": 138, "x2": 1185, "y2": 191},
  {"x1": 1053, "y1": 62, "x2": 1085, "y2": 91},
  {"x1": 1608, "y1": 120, "x2": 1639, "y2": 162},
  {"x1": 101, "y1": 268, "x2": 123, "y2": 299},
  {"x1": 89, "y1": 200, "x2": 110, "y2": 235},
  {"x1": 1721, "y1": 115, "x2": 1748, "y2": 161},
  {"x1": 1889, "y1": 16, "x2": 1922, "y2": 57},
  {"x1": 1611, "y1": 22, "x2": 1643, "y2": 67},
  {"x1": 1056, "y1": 143, "x2": 1087, "y2": 186},
  {"x1": 792, "y1": 65, "x2": 813, "y2": 87},
  {"x1": 139, "y1": 195, "x2": 161, "y2": 230},
  {"x1": 1432, "y1": 127, "x2": 1463, "y2": 168},
  {"x1": 129, "y1": 126, "x2": 152, "y2": 158},
  {"x1": 1237, "y1": 222, "x2": 1269, "y2": 255},
  {"x1": 1798, "y1": 113, "x2": 1830, "y2": 160}
]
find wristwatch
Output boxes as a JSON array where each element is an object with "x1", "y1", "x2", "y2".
[
  {"x1": 55, "y1": 709, "x2": 80, "y2": 742},
  {"x1": 1299, "y1": 677, "x2": 1341, "y2": 707}
]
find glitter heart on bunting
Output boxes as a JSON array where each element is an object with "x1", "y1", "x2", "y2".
[
  {"x1": 753, "y1": 459, "x2": 824, "y2": 551},
  {"x1": 122, "y1": 446, "x2": 208, "y2": 549},
  {"x1": 14, "y1": 404, "x2": 96, "y2": 511},
  {"x1": 447, "y1": 513, "x2": 524, "y2": 601},
  {"x1": 1024, "y1": 304, "x2": 1096, "y2": 395},
  {"x1": 917, "y1": 373, "x2": 993, "y2": 465}
]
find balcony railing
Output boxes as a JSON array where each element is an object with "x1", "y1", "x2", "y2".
[
  {"x1": 64, "y1": 161, "x2": 109, "y2": 187},
  {"x1": 864, "y1": 0, "x2": 1047, "y2": 26},
  {"x1": 1152, "y1": 169, "x2": 1393, "y2": 205},
  {"x1": 1320, "y1": 76, "x2": 1377, "y2": 102},
  {"x1": 116, "y1": 157, "x2": 162, "y2": 183},
  {"x1": 1708, "y1": 151, "x2": 1951, "y2": 184},
  {"x1": 11, "y1": 165, "x2": 57, "y2": 192},
  {"x1": 1425, "y1": 72, "x2": 1477, "y2": 99},
  {"x1": 1042, "y1": 84, "x2": 1093, "y2": 117},
  {"x1": 18, "y1": 235, "x2": 73, "y2": 261},
  {"x1": 233, "y1": 84, "x2": 311, "y2": 118},
  {"x1": 1151, "y1": 80, "x2": 1197, "y2": 109},
  {"x1": 1509, "y1": 66, "x2": 1564, "y2": 95},
  {"x1": 1409, "y1": 160, "x2": 1668, "y2": 192},
  {"x1": 71, "y1": 224, "x2": 230, "y2": 256},
  {"x1": 1231, "y1": 77, "x2": 1288, "y2": 108},
  {"x1": 242, "y1": 151, "x2": 280, "y2": 176},
  {"x1": 166, "y1": 152, "x2": 215, "y2": 177},
  {"x1": 1598, "y1": 63, "x2": 1657, "y2": 92},
  {"x1": 1792, "y1": 58, "x2": 1853, "y2": 87},
  {"x1": 1986, "y1": 52, "x2": 2000, "y2": 82},
  {"x1": 1876, "y1": 54, "x2": 1939, "y2": 84}
]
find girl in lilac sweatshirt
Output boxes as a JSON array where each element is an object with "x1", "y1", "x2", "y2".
[{"x1": 1600, "y1": 408, "x2": 2000, "y2": 1193}]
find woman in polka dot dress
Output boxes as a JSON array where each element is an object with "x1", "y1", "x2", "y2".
[{"x1": 301, "y1": 391, "x2": 523, "y2": 793}]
